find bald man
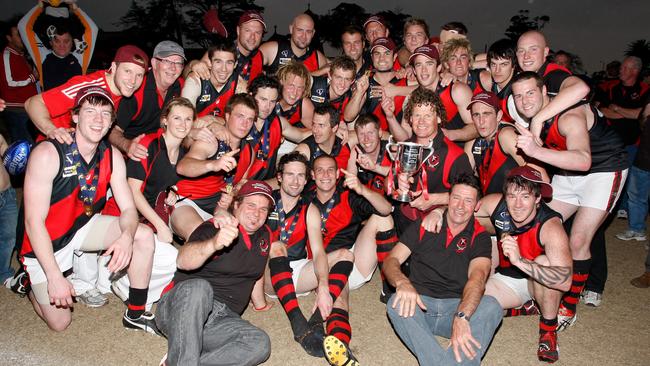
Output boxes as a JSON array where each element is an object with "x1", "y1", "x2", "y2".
[
  {"x1": 515, "y1": 31, "x2": 590, "y2": 138},
  {"x1": 260, "y1": 13, "x2": 328, "y2": 75}
]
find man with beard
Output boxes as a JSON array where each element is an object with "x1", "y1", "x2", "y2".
[
  {"x1": 260, "y1": 13, "x2": 327, "y2": 75},
  {"x1": 25, "y1": 45, "x2": 148, "y2": 144}
]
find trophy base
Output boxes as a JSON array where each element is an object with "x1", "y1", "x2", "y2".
[{"x1": 393, "y1": 192, "x2": 413, "y2": 203}]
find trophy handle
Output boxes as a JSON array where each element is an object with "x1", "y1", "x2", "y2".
[
  {"x1": 421, "y1": 140, "x2": 435, "y2": 166},
  {"x1": 386, "y1": 135, "x2": 398, "y2": 161}
]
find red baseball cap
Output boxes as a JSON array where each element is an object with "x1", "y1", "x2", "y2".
[
  {"x1": 364, "y1": 15, "x2": 387, "y2": 29},
  {"x1": 73, "y1": 86, "x2": 114, "y2": 108},
  {"x1": 238, "y1": 10, "x2": 266, "y2": 31},
  {"x1": 409, "y1": 44, "x2": 440, "y2": 65},
  {"x1": 203, "y1": 8, "x2": 228, "y2": 38},
  {"x1": 114, "y1": 45, "x2": 149, "y2": 70},
  {"x1": 467, "y1": 91, "x2": 500, "y2": 111},
  {"x1": 507, "y1": 165, "x2": 553, "y2": 199},
  {"x1": 237, "y1": 180, "x2": 275, "y2": 205},
  {"x1": 371, "y1": 37, "x2": 396, "y2": 53}
]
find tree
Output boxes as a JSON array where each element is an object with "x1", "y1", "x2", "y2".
[
  {"x1": 119, "y1": 0, "x2": 263, "y2": 50},
  {"x1": 504, "y1": 10, "x2": 550, "y2": 41},
  {"x1": 625, "y1": 39, "x2": 650, "y2": 71}
]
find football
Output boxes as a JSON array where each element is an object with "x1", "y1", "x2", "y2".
[{"x1": 3, "y1": 140, "x2": 31, "y2": 175}]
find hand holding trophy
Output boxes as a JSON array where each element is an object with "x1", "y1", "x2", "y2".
[{"x1": 385, "y1": 136, "x2": 434, "y2": 202}]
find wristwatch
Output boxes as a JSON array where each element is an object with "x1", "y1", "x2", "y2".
[{"x1": 455, "y1": 311, "x2": 470, "y2": 321}]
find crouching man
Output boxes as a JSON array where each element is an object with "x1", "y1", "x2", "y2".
[
  {"x1": 383, "y1": 173, "x2": 502, "y2": 366},
  {"x1": 155, "y1": 180, "x2": 273, "y2": 365}
]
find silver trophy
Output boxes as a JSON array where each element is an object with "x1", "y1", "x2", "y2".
[{"x1": 386, "y1": 136, "x2": 435, "y2": 202}]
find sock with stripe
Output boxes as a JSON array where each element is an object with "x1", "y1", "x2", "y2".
[
  {"x1": 269, "y1": 256, "x2": 308, "y2": 337},
  {"x1": 560, "y1": 259, "x2": 592, "y2": 314},
  {"x1": 539, "y1": 316, "x2": 558, "y2": 334},
  {"x1": 326, "y1": 308, "x2": 352, "y2": 346},
  {"x1": 504, "y1": 299, "x2": 540, "y2": 317},
  {"x1": 126, "y1": 287, "x2": 148, "y2": 319},
  {"x1": 376, "y1": 229, "x2": 398, "y2": 300},
  {"x1": 308, "y1": 260, "x2": 353, "y2": 325}
]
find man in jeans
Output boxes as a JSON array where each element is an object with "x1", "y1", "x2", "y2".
[
  {"x1": 0, "y1": 132, "x2": 18, "y2": 285},
  {"x1": 383, "y1": 173, "x2": 502, "y2": 365},
  {"x1": 155, "y1": 180, "x2": 273, "y2": 365},
  {"x1": 623, "y1": 103, "x2": 650, "y2": 288}
]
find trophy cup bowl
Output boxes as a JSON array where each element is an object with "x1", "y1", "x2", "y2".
[{"x1": 386, "y1": 136, "x2": 434, "y2": 202}]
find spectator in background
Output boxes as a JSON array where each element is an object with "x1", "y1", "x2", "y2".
[
  {"x1": 0, "y1": 133, "x2": 18, "y2": 286},
  {"x1": 0, "y1": 21, "x2": 38, "y2": 143},
  {"x1": 41, "y1": 24, "x2": 81, "y2": 90}
]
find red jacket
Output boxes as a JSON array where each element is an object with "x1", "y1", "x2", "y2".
[{"x1": 0, "y1": 46, "x2": 38, "y2": 108}]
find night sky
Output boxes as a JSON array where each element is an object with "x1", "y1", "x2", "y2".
[{"x1": 2, "y1": 0, "x2": 649, "y2": 73}]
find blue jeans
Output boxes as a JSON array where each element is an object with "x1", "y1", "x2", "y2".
[
  {"x1": 387, "y1": 294, "x2": 502, "y2": 366},
  {"x1": 618, "y1": 144, "x2": 638, "y2": 212},
  {"x1": 0, "y1": 187, "x2": 18, "y2": 283},
  {"x1": 626, "y1": 166, "x2": 650, "y2": 233},
  {"x1": 155, "y1": 279, "x2": 271, "y2": 366},
  {"x1": 2, "y1": 109, "x2": 34, "y2": 144}
]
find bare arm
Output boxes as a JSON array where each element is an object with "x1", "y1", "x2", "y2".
[
  {"x1": 259, "y1": 41, "x2": 279, "y2": 67},
  {"x1": 176, "y1": 221, "x2": 239, "y2": 271},
  {"x1": 530, "y1": 76, "x2": 590, "y2": 138},
  {"x1": 300, "y1": 98, "x2": 315, "y2": 129},
  {"x1": 498, "y1": 127, "x2": 527, "y2": 166},
  {"x1": 306, "y1": 203, "x2": 333, "y2": 316},
  {"x1": 25, "y1": 94, "x2": 73, "y2": 144},
  {"x1": 280, "y1": 114, "x2": 311, "y2": 143},
  {"x1": 343, "y1": 75, "x2": 369, "y2": 122},
  {"x1": 181, "y1": 76, "x2": 202, "y2": 107},
  {"x1": 176, "y1": 139, "x2": 222, "y2": 177},
  {"x1": 443, "y1": 83, "x2": 478, "y2": 142},
  {"x1": 503, "y1": 217, "x2": 572, "y2": 291}
]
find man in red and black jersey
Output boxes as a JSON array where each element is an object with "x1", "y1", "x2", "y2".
[
  {"x1": 388, "y1": 45, "x2": 476, "y2": 144},
  {"x1": 309, "y1": 154, "x2": 396, "y2": 353},
  {"x1": 384, "y1": 173, "x2": 501, "y2": 366},
  {"x1": 341, "y1": 26, "x2": 371, "y2": 81},
  {"x1": 349, "y1": 114, "x2": 391, "y2": 194},
  {"x1": 393, "y1": 87, "x2": 473, "y2": 233},
  {"x1": 441, "y1": 38, "x2": 487, "y2": 95},
  {"x1": 310, "y1": 56, "x2": 355, "y2": 117},
  {"x1": 515, "y1": 31, "x2": 590, "y2": 139},
  {"x1": 464, "y1": 92, "x2": 526, "y2": 195},
  {"x1": 155, "y1": 180, "x2": 274, "y2": 365},
  {"x1": 245, "y1": 75, "x2": 284, "y2": 181},
  {"x1": 512, "y1": 72, "x2": 628, "y2": 332},
  {"x1": 182, "y1": 41, "x2": 246, "y2": 120},
  {"x1": 295, "y1": 105, "x2": 351, "y2": 179},
  {"x1": 25, "y1": 44, "x2": 149, "y2": 144},
  {"x1": 172, "y1": 94, "x2": 256, "y2": 241},
  {"x1": 344, "y1": 37, "x2": 411, "y2": 132},
  {"x1": 189, "y1": 10, "x2": 269, "y2": 84},
  {"x1": 109, "y1": 41, "x2": 185, "y2": 161},
  {"x1": 21, "y1": 86, "x2": 158, "y2": 334},
  {"x1": 260, "y1": 13, "x2": 327, "y2": 76}
]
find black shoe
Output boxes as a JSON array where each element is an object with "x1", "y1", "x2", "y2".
[
  {"x1": 295, "y1": 322, "x2": 325, "y2": 357},
  {"x1": 122, "y1": 310, "x2": 162, "y2": 336},
  {"x1": 5, "y1": 268, "x2": 30, "y2": 297}
]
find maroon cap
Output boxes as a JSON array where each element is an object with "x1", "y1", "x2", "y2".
[
  {"x1": 238, "y1": 10, "x2": 266, "y2": 31},
  {"x1": 409, "y1": 44, "x2": 440, "y2": 65},
  {"x1": 363, "y1": 15, "x2": 386, "y2": 29},
  {"x1": 113, "y1": 45, "x2": 149, "y2": 70},
  {"x1": 507, "y1": 165, "x2": 553, "y2": 199},
  {"x1": 371, "y1": 37, "x2": 396, "y2": 53},
  {"x1": 73, "y1": 86, "x2": 114, "y2": 108},
  {"x1": 237, "y1": 180, "x2": 275, "y2": 205},
  {"x1": 467, "y1": 91, "x2": 500, "y2": 111},
  {"x1": 203, "y1": 8, "x2": 228, "y2": 38}
]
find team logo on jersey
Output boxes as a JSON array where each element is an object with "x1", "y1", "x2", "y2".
[
  {"x1": 199, "y1": 94, "x2": 212, "y2": 103},
  {"x1": 631, "y1": 92, "x2": 640, "y2": 101},
  {"x1": 62, "y1": 153, "x2": 78, "y2": 177},
  {"x1": 281, "y1": 50, "x2": 290, "y2": 57},
  {"x1": 212, "y1": 108, "x2": 222, "y2": 117},
  {"x1": 456, "y1": 237, "x2": 468, "y2": 254},
  {"x1": 259, "y1": 238, "x2": 269, "y2": 256},
  {"x1": 495, "y1": 211, "x2": 512, "y2": 232},
  {"x1": 426, "y1": 154, "x2": 440, "y2": 169}
]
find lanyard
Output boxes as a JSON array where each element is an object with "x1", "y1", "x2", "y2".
[
  {"x1": 276, "y1": 196, "x2": 301, "y2": 243},
  {"x1": 319, "y1": 194, "x2": 337, "y2": 234},
  {"x1": 70, "y1": 134, "x2": 100, "y2": 216}
]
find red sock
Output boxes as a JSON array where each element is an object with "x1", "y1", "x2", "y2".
[
  {"x1": 309, "y1": 260, "x2": 353, "y2": 325},
  {"x1": 326, "y1": 308, "x2": 351, "y2": 345},
  {"x1": 561, "y1": 259, "x2": 591, "y2": 314},
  {"x1": 269, "y1": 257, "x2": 307, "y2": 336}
]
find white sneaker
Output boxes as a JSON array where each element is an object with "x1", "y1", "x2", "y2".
[
  {"x1": 615, "y1": 230, "x2": 647, "y2": 241},
  {"x1": 77, "y1": 288, "x2": 109, "y2": 308},
  {"x1": 582, "y1": 290, "x2": 602, "y2": 307},
  {"x1": 616, "y1": 210, "x2": 628, "y2": 219}
]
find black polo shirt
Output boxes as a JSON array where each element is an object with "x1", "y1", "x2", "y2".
[
  {"x1": 126, "y1": 130, "x2": 186, "y2": 207},
  {"x1": 116, "y1": 70, "x2": 183, "y2": 139},
  {"x1": 399, "y1": 214, "x2": 491, "y2": 299},
  {"x1": 172, "y1": 222, "x2": 271, "y2": 315}
]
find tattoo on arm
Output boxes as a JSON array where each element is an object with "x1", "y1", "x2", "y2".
[{"x1": 518, "y1": 258, "x2": 571, "y2": 288}]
